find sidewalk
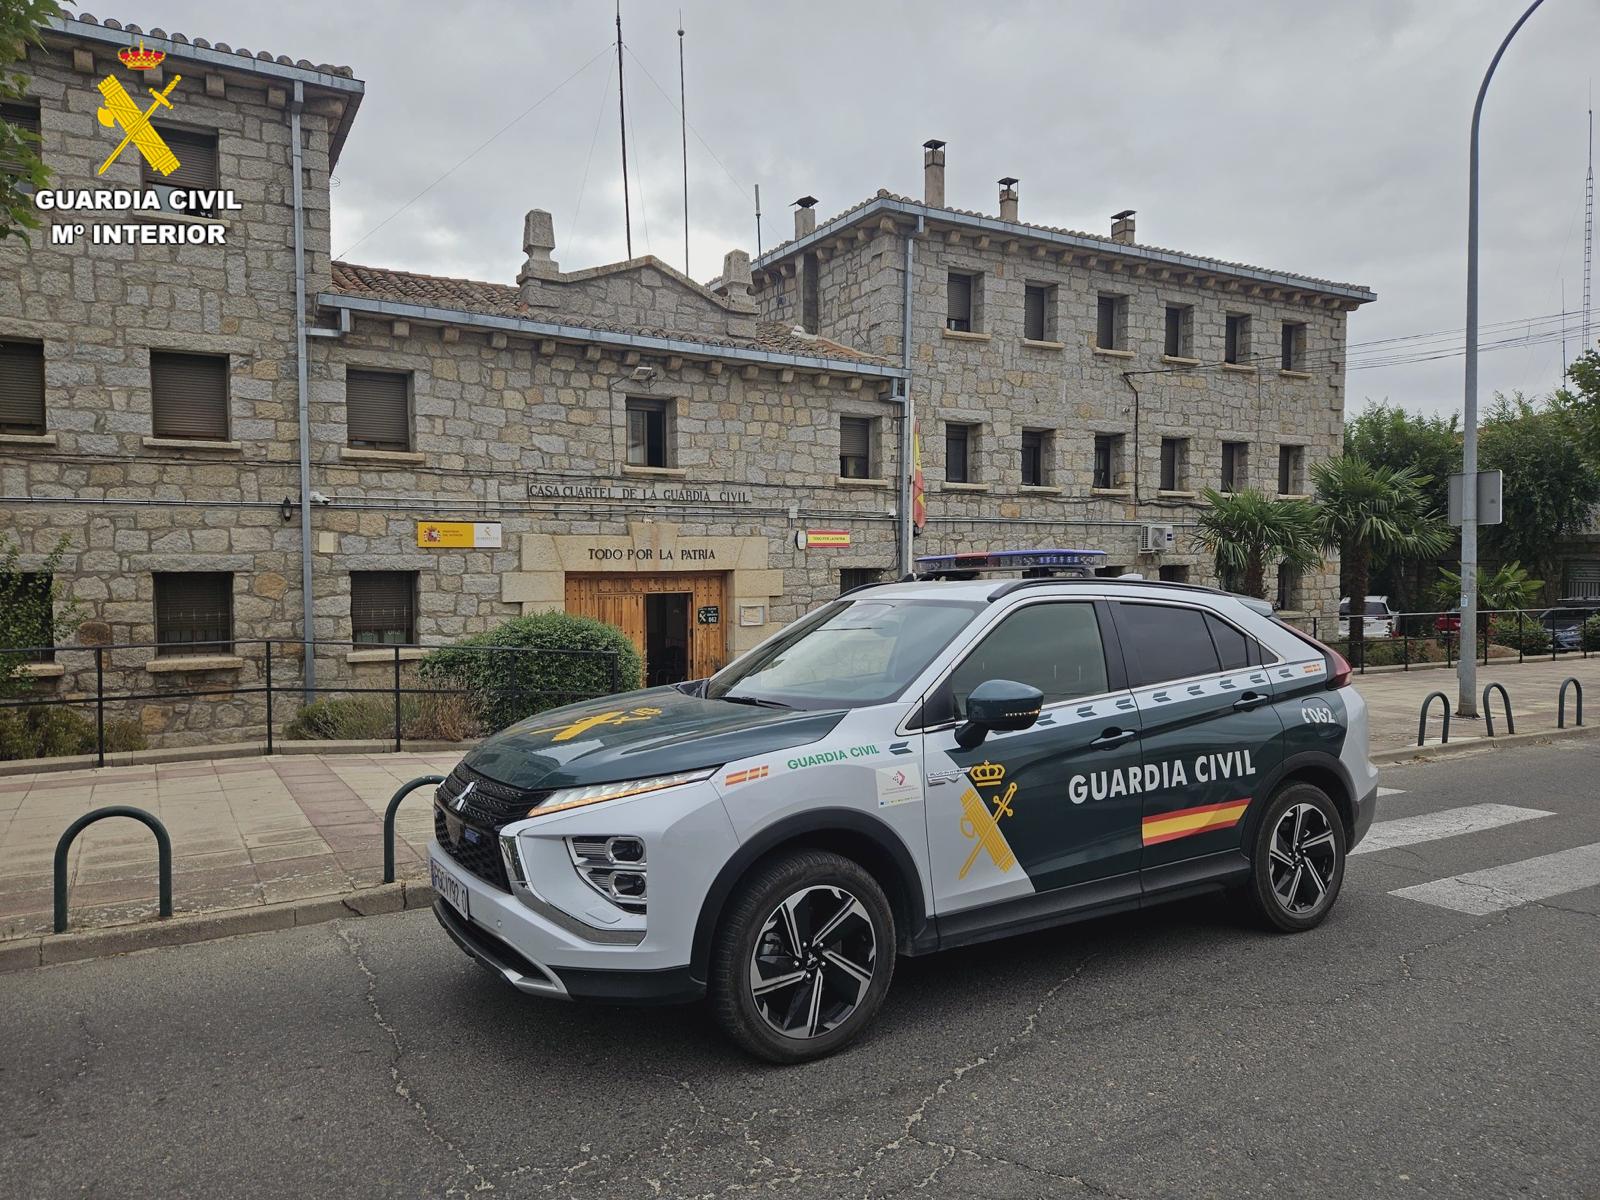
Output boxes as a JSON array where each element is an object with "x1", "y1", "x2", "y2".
[{"x1": 1, "y1": 655, "x2": 1596, "y2": 943}]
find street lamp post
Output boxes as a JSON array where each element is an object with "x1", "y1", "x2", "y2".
[{"x1": 1460, "y1": 0, "x2": 1546, "y2": 718}]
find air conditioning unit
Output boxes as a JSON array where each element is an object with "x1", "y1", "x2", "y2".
[{"x1": 1140, "y1": 523, "x2": 1175, "y2": 554}]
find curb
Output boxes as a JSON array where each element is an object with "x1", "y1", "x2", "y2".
[
  {"x1": 0, "y1": 738, "x2": 477, "y2": 779},
  {"x1": 0, "y1": 880, "x2": 439, "y2": 975},
  {"x1": 1373, "y1": 719, "x2": 1600, "y2": 765}
]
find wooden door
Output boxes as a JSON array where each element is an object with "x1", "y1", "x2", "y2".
[{"x1": 565, "y1": 573, "x2": 728, "y2": 683}]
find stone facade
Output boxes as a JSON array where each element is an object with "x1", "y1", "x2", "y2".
[{"x1": 1, "y1": 17, "x2": 1372, "y2": 748}]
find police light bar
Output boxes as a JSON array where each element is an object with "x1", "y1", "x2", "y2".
[{"x1": 914, "y1": 548, "x2": 1106, "y2": 573}]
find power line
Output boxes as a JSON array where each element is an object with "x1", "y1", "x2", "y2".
[
  {"x1": 335, "y1": 43, "x2": 613, "y2": 261},
  {"x1": 622, "y1": 43, "x2": 753, "y2": 204}
]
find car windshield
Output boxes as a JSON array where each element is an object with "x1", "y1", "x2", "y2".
[
  {"x1": 706, "y1": 597, "x2": 984, "y2": 710},
  {"x1": 1364, "y1": 601, "x2": 1389, "y2": 617}
]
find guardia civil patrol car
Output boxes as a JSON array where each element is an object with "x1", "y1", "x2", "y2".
[{"x1": 428, "y1": 561, "x2": 1376, "y2": 1061}]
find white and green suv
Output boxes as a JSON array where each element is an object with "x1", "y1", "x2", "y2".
[{"x1": 429, "y1": 577, "x2": 1376, "y2": 1061}]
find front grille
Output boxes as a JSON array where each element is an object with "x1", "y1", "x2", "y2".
[
  {"x1": 435, "y1": 804, "x2": 509, "y2": 891},
  {"x1": 436, "y1": 762, "x2": 551, "y2": 826}
]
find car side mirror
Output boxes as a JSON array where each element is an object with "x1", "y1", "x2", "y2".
[{"x1": 955, "y1": 679, "x2": 1044, "y2": 749}]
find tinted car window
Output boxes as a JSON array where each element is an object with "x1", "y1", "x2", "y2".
[
  {"x1": 1116, "y1": 602, "x2": 1222, "y2": 687},
  {"x1": 947, "y1": 602, "x2": 1109, "y2": 715},
  {"x1": 1205, "y1": 613, "x2": 1255, "y2": 670},
  {"x1": 1364, "y1": 601, "x2": 1389, "y2": 617}
]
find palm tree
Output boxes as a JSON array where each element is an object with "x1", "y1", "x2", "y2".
[
  {"x1": 1311, "y1": 456, "x2": 1451, "y2": 666},
  {"x1": 1191, "y1": 488, "x2": 1322, "y2": 600}
]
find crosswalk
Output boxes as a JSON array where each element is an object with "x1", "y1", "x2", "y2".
[{"x1": 1354, "y1": 795, "x2": 1600, "y2": 917}]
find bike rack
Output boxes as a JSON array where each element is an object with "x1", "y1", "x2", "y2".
[
  {"x1": 1558, "y1": 677, "x2": 1584, "y2": 728},
  {"x1": 54, "y1": 806, "x2": 172, "y2": 934},
  {"x1": 383, "y1": 775, "x2": 447, "y2": 884},
  {"x1": 1417, "y1": 691, "x2": 1451, "y2": 747},
  {"x1": 1481, "y1": 682, "x2": 1515, "y2": 738}
]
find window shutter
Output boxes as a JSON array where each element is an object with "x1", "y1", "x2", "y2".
[
  {"x1": 947, "y1": 274, "x2": 971, "y2": 325},
  {"x1": 155, "y1": 572, "x2": 233, "y2": 651},
  {"x1": 840, "y1": 417, "x2": 870, "y2": 460},
  {"x1": 0, "y1": 340, "x2": 45, "y2": 433},
  {"x1": 150, "y1": 352, "x2": 229, "y2": 440},
  {"x1": 1024, "y1": 288, "x2": 1045, "y2": 341},
  {"x1": 151, "y1": 126, "x2": 219, "y2": 189},
  {"x1": 346, "y1": 369, "x2": 411, "y2": 450},
  {"x1": 351, "y1": 571, "x2": 415, "y2": 643}
]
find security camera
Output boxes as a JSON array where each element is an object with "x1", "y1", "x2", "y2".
[{"x1": 308, "y1": 491, "x2": 333, "y2": 506}]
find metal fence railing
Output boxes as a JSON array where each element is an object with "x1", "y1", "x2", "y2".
[
  {"x1": 0, "y1": 638, "x2": 629, "y2": 766},
  {"x1": 1281, "y1": 606, "x2": 1600, "y2": 673}
]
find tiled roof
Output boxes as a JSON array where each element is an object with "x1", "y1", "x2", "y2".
[
  {"x1": 756, "y1": 189, "x2": 1374, "y2": 300},
  {"x1": 328, "y1": 261, "x2": 893, "y2": 368},
  {"x1": 65, "y1": 12, "x2": 357, "y2": 78}
]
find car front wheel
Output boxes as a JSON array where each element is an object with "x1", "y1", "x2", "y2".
[{"x1": 710, "y1": 849, "x2": 895, "y2": 1063}]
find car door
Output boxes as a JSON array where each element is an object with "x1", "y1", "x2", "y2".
[
  {"x1": 918, "y1": 599, "x2": 1145, "y2": 922},
  {"x1": 1108, "y1": 600, "x2": 1285, "y2": 880}
]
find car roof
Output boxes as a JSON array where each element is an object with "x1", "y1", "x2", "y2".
[{"x1": 841, "y1": 576, "x2": 1272, "y2": 615}]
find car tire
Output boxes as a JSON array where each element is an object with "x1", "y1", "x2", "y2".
[
  {"x1": 1244, "y1": 782, "x2": 1347, "y2": 933},
  {"x1": 709, "y1": 849, "x2": 895, "y2": 1063}
]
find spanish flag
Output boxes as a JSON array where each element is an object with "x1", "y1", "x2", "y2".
[{"x1": 911, "y1": 420, "x2": 926, "y2": 532}]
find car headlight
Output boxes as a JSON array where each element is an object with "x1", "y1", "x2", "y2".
[{"x1": 529, "y1": 768, "x2": 717, "y2": 818}]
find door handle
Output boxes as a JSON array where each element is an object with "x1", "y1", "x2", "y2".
[
  {"x1": 1090, "y1": 727, "x2": 1136, "y2": 749},
  {"x1": 1232, "y1": 692, "x2": 1269, "y2": 711}
]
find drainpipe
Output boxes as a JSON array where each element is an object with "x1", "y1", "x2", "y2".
[
  {"x1": 897, "y1": 217, "x2": 923, "y2": 578},
  {"x1": 290, "y1": 81, "x2": 316, "y2": 701},
  {"x1": 1121, "y1": 370, "x2": 1141, "y2": 502}
]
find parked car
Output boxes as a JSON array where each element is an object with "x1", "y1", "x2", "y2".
[
  {"x1": 1339, "y1": 595, "x2": 1397, "y2": 639},
  {"x1": 1434, "y1": 610, "x2": 1461, "y2": 635},
  {"x1": 1528, "y1": 603, "x2": 1600, "y2": 651}
]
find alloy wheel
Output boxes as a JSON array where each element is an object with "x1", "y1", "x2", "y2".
[
  {"x1": 1267, "y1": 802, "x2": 1338, "y2": 915},
  {"x1": 748, "y1": 884, "x2": 877, "y2": 1039}
]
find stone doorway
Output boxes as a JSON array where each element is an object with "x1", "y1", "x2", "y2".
[{"x1": 565, "y1": 571, "x2": 727, "y2": 684}]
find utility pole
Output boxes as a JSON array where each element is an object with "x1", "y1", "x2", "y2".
[
  {"x1": 678, "y1": 14, "x2": 689, "y2": 277},
  {"x1": 616, "y1": 2, "x2": 632, "y2": 259},
  {"x1": 1460, "y1": 0, "x2": 1545, "y2": 719}
]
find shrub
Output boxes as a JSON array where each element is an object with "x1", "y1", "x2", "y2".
[
  {"x1": 1489, "y1": 614, "x2": 1552, "y2": 654},
  {"x1": 282, "y1": 693, "x2": 478, "y2": 742},
  {"x1": 1324, "y1": 637, "x2": 1450, "y2": 668},
  {"x1": 420, "y1": 612, "x2": 642, "y2": 732},
  {"x1": 0, "y1": 705, "x2": 145, "y2": 761},
  {"x1": 1584, "y1": 614, "x2": 1600, "y2": 651}
]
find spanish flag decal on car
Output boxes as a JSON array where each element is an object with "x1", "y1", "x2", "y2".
[
  {"x1": 1142, "y1": 798, "x2": 1251, "y2": 846},
  {"x1": 724, "y1": 765, "x2": 770, "y2": 786}
]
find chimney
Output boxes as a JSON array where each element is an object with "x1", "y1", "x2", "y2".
[
  {"x1": 517, "y1": 208, "x2": 561, "y2": 306},
  {"x1": 1110, "y1": 209, "x2": 1136, "y2": 245},
  {"x1": 793, "y1": 196, "x2": 817, "y2": 240},
  {"x1": 715, "y1": 248, "x2": 757, "y2": 339},
  {"x1": 922, "y1": 139, "x2": 946, "y2": 208},
  {"x1": 998, "y1": 177, "x2": 1019, "y2": 223}
]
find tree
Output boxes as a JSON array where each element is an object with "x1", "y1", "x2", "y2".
[
  {"x1": 1552, "y1": 347, "x2": 1600, "y2": 467},
  {"x1": 1431, "y1": 560, "x2": 1543, "y2": 612},
  {"x1": 1478, "y1": 394, "x2": 1600, "y2": 591},
  {"x1": 1190, "y1": 488, "x2": 1321, "y2": 600},
  {"x1": 0, "y1": 533, "x2": 77, "y2": 700},
  {"x1": 1311, "y1": 456, "x2": 1451, "y2": 666},
  {"x1": 0, "y1": 1, "x2": 61, "y2": 242}
]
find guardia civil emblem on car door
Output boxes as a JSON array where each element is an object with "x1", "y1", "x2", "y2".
[{"x1": 958, "y1": 760, "x2": 1018, "y2": 879}]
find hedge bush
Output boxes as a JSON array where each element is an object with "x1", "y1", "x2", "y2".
[
  {"x1": 419, "y1": 612, "x2": 642, "y2": 732},
  {"x1": 283, "y1": 693, "x2": 476, "y2": 742},
  {"x1": 1488, "y1": 615, "x2": 1552, "y2": 654},
  {"x1": 0, "y1": 705, "x2": 145, "y2": 762}
]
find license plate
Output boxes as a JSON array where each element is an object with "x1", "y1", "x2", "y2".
[{"x1": 430, "y1": 856, "x2": 470, "y2": 921}]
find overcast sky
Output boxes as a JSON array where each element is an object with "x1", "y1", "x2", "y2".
[{"x1": 118, "y1": 0, "x2": 1600, "y2": 419}]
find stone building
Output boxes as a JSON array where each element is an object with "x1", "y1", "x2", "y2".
[{"x1": 1, "y1": 15, "x2": 1373, "y2": 746}]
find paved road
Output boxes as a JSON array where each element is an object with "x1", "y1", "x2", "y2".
[{"x1": 2, "y1": 739, "x2": 1597, "y2": 1199}]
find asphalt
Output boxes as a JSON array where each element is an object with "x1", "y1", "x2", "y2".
[{"x1": 1, "y1": 739, "x2": 1597, "y2": 1199}]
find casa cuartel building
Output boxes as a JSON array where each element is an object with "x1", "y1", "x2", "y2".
[{"x1": 1, "y1": 13, "x2": 1373, "y2": 746}]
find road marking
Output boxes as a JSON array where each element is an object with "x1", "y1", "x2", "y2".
[
  {"x1": 1352, "y1": 803, "x2": 1552, "y2": 856},
  {"x1": 1377, "y1": 787, "x2": 1405, "y2": 798},
  {"x1": 1390, "y1": 843, "x2": 1600, "y2": 915}
]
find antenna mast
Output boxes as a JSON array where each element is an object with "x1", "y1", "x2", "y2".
[
  {"x1": 1585, "y1": 103, "x2": 1594, "y2": 352},
  {"x1": 754, "y1": 183, "x2": 762, "y2": 257},
  {"x1": 616, "y1": 1, "x2": 633, "y2": 259},
  {"x1": 678, "y1": 14, "x2": 689, "y2": 276}
]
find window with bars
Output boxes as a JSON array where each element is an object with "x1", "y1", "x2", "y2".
[
  {"x1": 351, "y1": 571, "x2": 417, "y2": 645},
  {"x1": 1095, "y1": 294, "x2": 1129, "y2": 351},
  {"x1": 1093, "y1": 434, "x2": 1124, "y2": 489},
  {"x1": 10, "y1": 572, "x2": 55, "y2": 662},
  {"x1": 1159, "y1": 437, "x2": 1187, "y2": 491},
  {"x1": 1281, "y1": 321, "x2": 1307, "y2": 371},
  {"x1": 1278, "y1": 444, "x2": 1305, "y2": 494},
  {"x1": 346, "y1": 369, "x2": 412, "y2": 451},
  {"x1": 625, "y1": 398, "x2": 672, "y2": 468},
  {"x1": 1225, "y1": 314, "x2": 1250, "y2": 364},
  {"x1": 1158, "y1": 565, "x2": 1191, "y2": 584},
  {"x1": 1021, "y1": 429, "x2": 1051, "y2": 487},
  {"x1": 150, "y1": 351, "x2": 229, "y2": 440},
  {"x1": 1164, "y1": 305, "x2": 1193, "y2": 357},
  {"x1": 1024, "y1": 285, "x2": 1055, "y2": 341},
  {"x1": 839, "y1": 415, "x2": 875, "y2": 479},
  {"x1": 0, "y1": 100, "x2": 41, "y2": 177},
  {"x1": 840, "y1": 567, "x2": 882, "y2": 594},
  {"x1": 154, "y1": 572, "x2": 233, "y2": 653},
  {"x1": 945, "y1": 423, "x2": 975, "y2": 483},
  {"x1": 1221, "y1": 441, "x2": 1248, "y2": 491},
  {"x1": 0, "y1": 339, "x2": 45, "y2": 434},
  {"x1": 142, "y1": 124, "x2": 220, "y2": 216},
  {"x1": 802, "y1": 252, "x2": 820, "y2": 334},
  {"x1": 947, "y1": 272, "x2": 976, "y2": 332}
]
